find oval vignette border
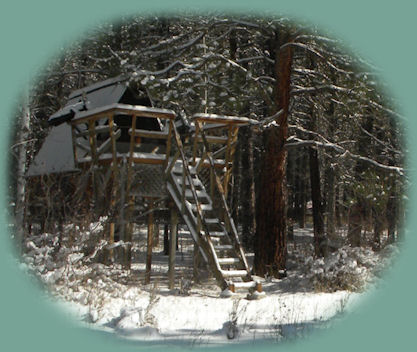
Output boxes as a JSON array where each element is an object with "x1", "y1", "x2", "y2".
[{"x1": 0, "y1": 1, "x2": 416, "y2": 352}]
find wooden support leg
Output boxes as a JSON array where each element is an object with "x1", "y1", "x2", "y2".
[
  {"x1": 193, "y1": 243, "x2": 201, "y2": 284},
  {"x1": 145, "y1": 203, "x2": 154, "y2": 285},
  {"x1": 119, "y1": 161, "x2": 128, "y2": 267},
  {"x1": 124, "y1": 222, "x2": 133, "y2": 270},
  {"x1": 108, "y1": 222, "x2": 115, "y2": 263},
  {"x1": 169, "y1": 208, "x2": 178, "y2": 290}
]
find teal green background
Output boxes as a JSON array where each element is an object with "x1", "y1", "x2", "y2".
[{"x1": 1, "y1": 0, "x2": 416, "y2": 351}]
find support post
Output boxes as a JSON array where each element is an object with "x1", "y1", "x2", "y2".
[
  {"x1": 193, "y1": 243, "x2": 201, "y2": 283},
  {"x1": 108, "y1": 113, "x2": 118, "y2": 263},
  {"x1": 145, "y1": 201, "x2": 154, "y2": 285},
  {"x1": 125, "y1": 115, "x2": 137, "y2": 270},
  {"x1": 169, "y1": 207, "x2": 178, "y2": 290},
  {"x1": 108, "y1": 222, "x2": 115, "y2": 263}
]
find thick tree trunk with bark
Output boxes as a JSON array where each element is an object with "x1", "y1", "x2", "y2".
[
  {"x1": 254, "y1": 33, "x2": 293, "y2": 278},
  {"x1": 309, "y1": 147, "x2": 327, "y2": 257},
  {"x1": 325, "y1": 100, "x2": 337, "y2": 246},
  {"x1": 241, "y1": 126, "x2": 256, "y2": 250},
  {"x1": 348, "y1": 203, "x2": 362, "y2": 247},
  {"x1": 286, "y1": 150, "x2": 296, "y2": 242},
  {"x1": 325, "y1": 165, "x2": 337, "y2": 248},
  {"x1": 294, "y1": 152, "x2": 308, "y2": 228}
]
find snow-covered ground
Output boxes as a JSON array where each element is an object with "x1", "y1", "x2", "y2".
[{"x1": 18, "y1": 222, "x2": 398, "y2": 346}]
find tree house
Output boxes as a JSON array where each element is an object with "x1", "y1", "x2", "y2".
[{"x1": 28, "y1": 76, "x2": 262, "y2": 297}]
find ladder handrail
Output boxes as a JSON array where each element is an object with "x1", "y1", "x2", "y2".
[
  {"x1": 197, "y1": 125, "x2": 250, "y2": 272},
  {"x1": 165, "y1": 120, "x2": 225, "y2": 278}
]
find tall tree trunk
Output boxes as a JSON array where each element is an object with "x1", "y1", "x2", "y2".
[
  {"x1": 15, "y1": 90, "x2": 31, "y2": 253},
  {"x1": 348, "y1": 203, "x2": 362, "y2": 247},
  {"x1": 325, "y1": 99, "x2": 337, "y2": 246},
  {"x1": 241, "y1": 125, "x2": 256, "y2": 250},
  {"x1": 309, "y1": 147, "x2": 327, "y2": 257},
  {"x1": 348, "y1": 110, "x2": 373, "y2": 247},
  {"x1": 325, "y1": 165, "x2": 337, "y2": 247},
  {"x1": 286, "y1": 149, "x2": 296, "y2": 242},
  {"x1": 372, "y1": 207, "x2": 383, "y2": 251},
  {"x1": 295, "y1": 152, "x2": 308, "y2": 228},
  {"x1": 254, "y1": 32, "x2": 293, "y2": 278},
  {"x1": 335, "y1": 185, "x2": 344, "y2": 228},
  {"x1": 231, "y1": 130, "x2": 241, "y2": 221}
]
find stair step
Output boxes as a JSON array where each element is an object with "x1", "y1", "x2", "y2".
[
  {"x1": 221, "y1": 270, "x2": 248, "y2": 278},
  {"x1": 229, "y1": 281, "x2": 258, "y2": 289},
  {"x1": 185, "y1": 189, "x2": 209, "y2": 199},
  {"x1": 190, "y1": 203, "x2": 213, "y2": 212},
  {"x1": 208, "y1": 231, "x2": 227, "y2": 237},
  {"x1": 218, "y1": 257, "x2": 241, "y2": 265},
  {"x1": 176, "y1": 176, "x2": 203, "y2": 188},
  {"x1": 205, "y1": 218, "x2": 220, "y2": 225},
  {"x1": 214, "y1": 245, "x2": 234, "y2": 251},
  {"x1": 172, "y1": 165, "x2": 196, "y2": 175}
]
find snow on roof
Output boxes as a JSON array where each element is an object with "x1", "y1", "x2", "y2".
[{"x1": 48, "y1": 75, "x2": 131, "y2": 125}]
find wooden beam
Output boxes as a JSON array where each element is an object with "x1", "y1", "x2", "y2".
[
  {"x1": 75, "y1": 141, "x2": 91, "y2": 153},
  {"x1": 145, "y1": 201, "x2": 154, "y2": 285},
  {"x1": 87, "y1": 120, "x2": 98, "y2": 163},
  {"x1": 223, "y1": 125, "x2": 239, "y2": 197},
  {"x1": 164, "y1": 120, "x2": 173, "y2": 168},
  {"x1": 193, "y1": 135, "x2": 228, "y2": 144},
  {"x1": 109, "y1": 222, "x2": 115, "y2": 262},
  {"x1": 193, "y1": 242, "x2": 201, "y2": 283},
  {"x1": 192, "y1": 112, "x2": 256, "y2": 125},
  {"x1": 74, "y1": 124, "x2": 116, "y2": 138},
  {"x1": 119, "y1": 160, "x2": 127, "y2": 265},
  {"x1": 72, "y1": 104, "x2": 176, "y2": 124},
  {"x1": 96, "y1": 129, "x2": 121, "y2": 156},
  {"x1": 130, "y1": 153, "x2": 166, "y2": 164},
  {"x1": 128, "y1": 128, "x2": 169, "y2": 140},
  {"x1": 108, "y1": 114, "x2": 118, "y2": 264},
  {"x1": 168, "y1": 208, "x2": 178, "y2": 290},
  {"x1": 124, "y1": 115, "x2": 137, "y2": 270}
]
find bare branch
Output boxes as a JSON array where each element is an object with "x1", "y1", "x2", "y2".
[{"x1": 285, "y1": 137, "x2": 404, "y2": 175}]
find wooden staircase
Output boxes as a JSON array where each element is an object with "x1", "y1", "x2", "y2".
[{"x1": 165, "y1": 117, "x2": 262, "y2": 296}]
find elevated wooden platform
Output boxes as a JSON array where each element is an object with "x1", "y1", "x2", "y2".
[{"x1": 67, "y1": 103, "x2": 260, "y2": 295}]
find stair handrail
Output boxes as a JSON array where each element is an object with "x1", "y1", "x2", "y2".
[
  {"x1": 197, "y1": 125, "x2": 250, "y2": 273},
  {"x1": 165, "y1": 120, "x2": 225, "y2": 279},
  {"x1": 165, "y1": 121, "x2": 204, "y2": 226}
]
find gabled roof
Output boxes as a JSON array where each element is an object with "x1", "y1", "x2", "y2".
[{"x1": 48, "y1": 75, "x2": 149, "y2": 126}]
